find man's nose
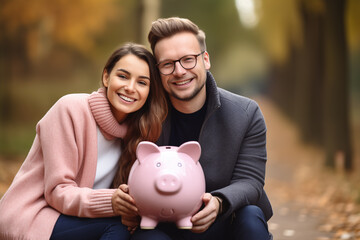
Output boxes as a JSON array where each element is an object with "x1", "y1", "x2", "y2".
[{"x1": 173, "y1": 61, "x2": 187, "y2": 76}]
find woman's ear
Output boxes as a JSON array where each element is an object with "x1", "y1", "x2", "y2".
[{"x1": 102, "y1": 70, "x2": 109, "y2": 87}]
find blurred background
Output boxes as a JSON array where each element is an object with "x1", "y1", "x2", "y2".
[
  {"x1": 3, "y1": 0, "x2": 359, "y2": 171},
  {"x1": 0, "y1": 0, "x2": 359, "y2": 237}
]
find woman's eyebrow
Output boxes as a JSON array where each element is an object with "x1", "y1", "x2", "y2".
[
  {"x1": 116, "y1": 68, "x2": 130, "y2": 74},
  {"x1": 117, "y1": 68, "x2": 150, "y2": 80},
  {"x1": 139, "y1": 75, "x2": 150, "y2": 80}
]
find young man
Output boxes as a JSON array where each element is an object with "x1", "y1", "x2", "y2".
[{"x1": 132, "y1": 17, "x2": 273, "y2": 240}]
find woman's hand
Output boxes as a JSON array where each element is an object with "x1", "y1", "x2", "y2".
[
  {"x1": 112, "y1": 184, "x2": 138, "y2": 216},
  {"x1": 122, "y1": 215, "x2": 140, "y2": 234},
  {"x1": 111, "y1": 184, "x2": 140, "y2": 232}
]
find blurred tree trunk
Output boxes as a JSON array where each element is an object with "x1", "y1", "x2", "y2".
[
  {"x1": 323, "y1": 0, "x2": 352, "y2": 170},
  {"x1": 267, "y1": 51, "x2": 296, "y2": 115},
  {"x1": 134, "y1": 0, "x2": 144, "y2": 44},
  {"x1": 133, "y1": 0, "x2": 161, "y2": 46},
  {"x1": 265, "y1": 0, "x2": 352, "y2": 170},
  {"x1": 0, "y1": 25, "x2": 9, "y2": 123},
  {"x1": 293, "y1": 1, "x2": 324, "y2": 145},
  {"x1": 0, "y1": 26, "x2": 28, "y2": 123},
  {"x1": 140, "y1": 0, "x2": 161, "y2": 46},
  {"x1": 267, "y1": 1, "x2": 325, "y2": 147}
]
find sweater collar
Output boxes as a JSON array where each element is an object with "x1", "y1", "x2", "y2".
[{"x1": 88, "y1": 88, "x2": 127, "y2": 140}]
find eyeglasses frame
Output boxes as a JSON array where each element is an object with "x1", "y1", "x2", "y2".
[{"x1": 157, "y1": 51, "x2": 205, "y2": 75}]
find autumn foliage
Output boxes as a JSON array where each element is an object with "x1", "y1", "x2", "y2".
[{"x1": 0, "y1": 0, "x2": 119, "y2": 61}]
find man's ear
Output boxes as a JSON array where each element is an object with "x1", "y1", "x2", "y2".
[
  {"x1": 102, "y1": 71, "x2": 109, "y2": 87},
  {"x1": 203, "y1": 51, "x2": 211, "y2": 70}
]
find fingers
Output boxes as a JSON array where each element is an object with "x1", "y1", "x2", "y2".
[
  {"x1": 111, "y1": 187, "x2": 138, "y2": 216},
  {"x1": 191, "y1": 217, "x2": 214, "y2": 233},
  {"x1": 191, "y1": 193, "x2": 218, "y2": 233},
  {"x1": 118, "y1": 184, "x2": 135, "y2": 204},
  {"x1": 122, "y1": 216, "x2": 140, "y2": 234},
  {"x1": 122, "y1": 215, "x2": 140, "y2": 227},
  {"x1": 191, "y1": 209, "x2": 217, "y2": 233},
  {"x1": 202, "y1": 193, "x2": 212, "y2": 204},
  {"x1": 119, "y1": 184, "x2": 129, "y2": 193},
  {"x1": 128, "y1": 226, "x2": 138, "y2": 235}
]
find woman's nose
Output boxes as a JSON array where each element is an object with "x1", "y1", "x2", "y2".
[{"x1": 125, "y1": 79, "x2": 136, "y2": 92}]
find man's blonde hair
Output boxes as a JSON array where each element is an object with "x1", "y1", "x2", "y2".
[{"x1": 148, "y1": 17, "x2": 206, "y2": 55}]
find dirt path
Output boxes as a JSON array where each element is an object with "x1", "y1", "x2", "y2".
[{"x1": 258, "y1": 97, "x2": 335, "y2": 240}]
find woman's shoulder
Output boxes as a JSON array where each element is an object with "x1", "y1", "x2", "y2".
[
  {"x1": 40, "y1": 93, "x2": 92, "y2": 123},
  {"x1": 57, "y1": 93, "x2": 90, "y2": 105},
  {"x1": 51, "y1": 93, "x2": 91, "y2": 111}
]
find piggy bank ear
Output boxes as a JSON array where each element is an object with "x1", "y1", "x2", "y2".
[
  {"x1": 177, "y1": 141, "x2": 201, "y2": 163},
  {"x1": 136, "y1": 141, "x2": 161, "y2": 163}
]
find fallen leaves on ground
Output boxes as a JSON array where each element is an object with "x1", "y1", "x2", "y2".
[{"x1": 257, "y1": 97, "x2": 360, "y2": 240}]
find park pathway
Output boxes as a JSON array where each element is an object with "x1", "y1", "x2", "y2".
[{"x1": 257, "y1": 97, "x2": 334, "y2": 240}]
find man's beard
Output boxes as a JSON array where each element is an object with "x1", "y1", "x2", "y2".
[{"x1": 170, "y1": 80, "x2": 206, "y2": 102}]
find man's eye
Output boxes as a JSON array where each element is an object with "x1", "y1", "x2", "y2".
[
  {"x1": 162, "y1": 62, "x2": 173, "y2": 68},
  {"x1": 182, "y1": 57, "x2": 195, "y2": 63}
]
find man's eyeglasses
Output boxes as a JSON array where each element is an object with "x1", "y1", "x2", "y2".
[{"x1": 157, "y1": 51, "x2": 205, "y2": 75}]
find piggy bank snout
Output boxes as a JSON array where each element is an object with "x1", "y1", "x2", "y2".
[{"x1": 155, "y1": 172, "x2": 182, "y2": 193}]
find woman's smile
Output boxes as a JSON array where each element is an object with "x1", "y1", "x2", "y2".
[{"x1": 118, "y1": 93, "x2": 136, "y2": 103}]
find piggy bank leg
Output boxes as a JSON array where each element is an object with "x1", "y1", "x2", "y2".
[
  {"x1": 176, "y1": 217, "x2": 193, "y2": 229},
  {"x1": 140, "y1": 216, "x2": 158, "y2": 229}
]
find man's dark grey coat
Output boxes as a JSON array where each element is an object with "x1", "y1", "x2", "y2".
[{"x1": 157, "y1": 71, "x2": 272, "y2": 221}]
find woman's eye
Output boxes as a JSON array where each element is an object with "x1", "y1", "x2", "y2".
[
  {"x1": 138, "y1": 80, "x2": 148, "y2": 86},
  {"x1": 118, "y1": 74, "x2": 127, "y2": 79}
]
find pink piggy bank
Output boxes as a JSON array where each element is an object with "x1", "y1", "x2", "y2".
[{"x1": 128, "y1": 141, "x2": 205, "y2": 229}]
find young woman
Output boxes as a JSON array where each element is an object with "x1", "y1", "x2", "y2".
[{"x1": 0, "y1": 43, "x2": 167, "y2": 240}]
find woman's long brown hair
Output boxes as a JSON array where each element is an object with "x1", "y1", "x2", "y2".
[{"x1": 101, "y1": 43, "x2": 167, "y2": 187}]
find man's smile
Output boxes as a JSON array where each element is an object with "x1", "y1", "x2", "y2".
[{"x1": 172, "y1": 78, "x2": 194, "y2": 86}]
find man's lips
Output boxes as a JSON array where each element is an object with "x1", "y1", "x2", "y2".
[{"x1": 172, "y1": 78, "x2": 193, "y2": 86}]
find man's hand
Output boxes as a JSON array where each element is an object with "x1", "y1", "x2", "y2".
[{"x1": 190, "y1": 193, "x2": 220, "y2": 233}]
